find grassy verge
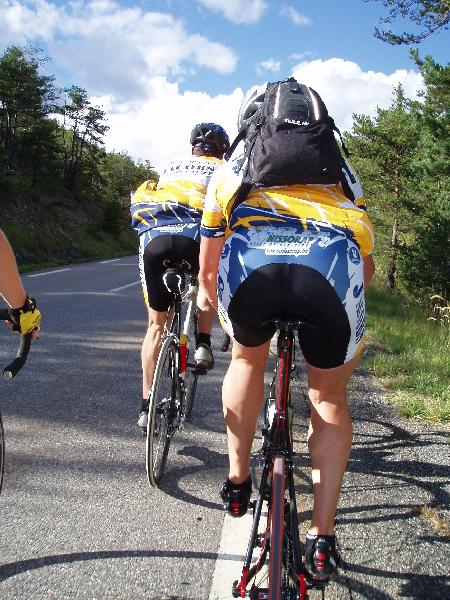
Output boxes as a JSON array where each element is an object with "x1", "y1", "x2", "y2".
[
  {"x1": 3, "y1": 206, "x2": 137, "y2": 272},
  {"x1": 362, "y1": 284, "x2": 450, "y2": 424}
]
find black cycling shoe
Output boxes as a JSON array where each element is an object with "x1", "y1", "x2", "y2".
[
  {"x1": 220, "y1": 476, "x2": 252, "y2": 518},
  {"x1": 305, "y1": 534, "x2": 338, "y2": 582}
]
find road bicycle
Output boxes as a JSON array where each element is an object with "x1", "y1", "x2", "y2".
[
  {"x1": 231, "y1": 318, "x2": 327, "y2": 600},
  {"x1": 0, "y1": 309, "x2": 33, "y2": 494},
  {"x1": 146, "y1": 259, "x2": 205, "y2": 487}
]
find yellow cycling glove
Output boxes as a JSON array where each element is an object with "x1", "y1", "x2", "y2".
[{"x1": 8, "y1": 296, "x2": 41, "y2": 335}]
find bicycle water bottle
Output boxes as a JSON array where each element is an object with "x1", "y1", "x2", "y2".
[{"x1": 179, "y1": 333, "x2": 188, "y2": 374}]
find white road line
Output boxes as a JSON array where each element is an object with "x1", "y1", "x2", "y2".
[
  {"x1": 100, "y1": 258, "x2": 120, "y2": 264},
  {"x1": 209, "y1": 512, "x2": 253, "y2": 600},
  {"x1": 27, "y1": 268, "x2": 71, "y2": 278},
  {"x1": 209, "y1": 508, "x2": 269, "y2": 600},
  {"x1": 109, "y1": 280, "x2": 140, "y2": 293}
]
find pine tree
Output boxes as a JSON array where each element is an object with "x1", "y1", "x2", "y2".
[{"x1": 345, "y1": 85, "x2": 419, "y2": 290}]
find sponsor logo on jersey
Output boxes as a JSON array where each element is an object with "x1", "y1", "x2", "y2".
[
  {"x1": 160, "y1": 158, "x2": 216, "y2": 181},
  {"x1": 246, "y1": 227, "x2": 319, "y2": 256},
  {"x1": 348, "y1": 246, "x2": 361, "y2": 264},
  {"x1": 154, "y1": 224, "x2": 185, "y2": 233}
]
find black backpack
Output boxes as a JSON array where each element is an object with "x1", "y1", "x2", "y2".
[{"x1": 227, "y1": 78, "x2": 353, "y2": 212}]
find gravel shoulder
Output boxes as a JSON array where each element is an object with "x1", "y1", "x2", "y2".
[{"x1": 287, "y1": 344, "x2": 450, "y2": 600}]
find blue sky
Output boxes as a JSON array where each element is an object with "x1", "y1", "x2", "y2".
[{"x1": 1, "y1": 0, "x2": 448, "y2": 168}]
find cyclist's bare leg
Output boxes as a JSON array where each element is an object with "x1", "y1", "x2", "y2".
[
  {"x1": 306, "y1": 352, "x2": 361, "y2": 535},
  {"x1": 141, "y1": 307, "x2": 168, "y2": 398},
  {"x1": 197, "y1": 302, "x2": 215, "y2": 335},
  {"x1": 222, "y1": 339, "x2": 270, "y2": 483}
]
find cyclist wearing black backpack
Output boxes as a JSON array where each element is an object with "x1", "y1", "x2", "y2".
[{"x1": 198, "y1": 80, "x2": 375, "y2": 582}]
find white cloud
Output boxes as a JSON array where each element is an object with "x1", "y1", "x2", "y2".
[
  {"x1": 256, "y1": 59, "x2": 282, "y2": 75},
  {"x1": 280, "y1": 5, "x2": 312, "y2": 26},
  {"x1": 99, "y1": 58, "x2": 423, "y2": 170},
  {"x1": 196, "y1": 0, "x2": 268, "y2": 24},
  {"x1": 0, "y1": 0, "x2": 237, "y2": 101},
  {"x1": 291, "y1": 58, "x2": 424, "y2": 130},
  {"x1": 290, "y1": 51, "x2": 314, "y2": 62},
  {"x1": 96, "y1": 80, "x2": 243, "y2": 171}
]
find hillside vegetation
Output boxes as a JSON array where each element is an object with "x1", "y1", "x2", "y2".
[{"x1": 0, "y1": 47, "x2": 158, "y2": 267}]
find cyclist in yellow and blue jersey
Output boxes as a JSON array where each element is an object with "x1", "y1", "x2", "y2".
[
  {"x1": 198, "y1": 84, "x2": 375, "y2": 582},
  {"x1": 131, "y1": 123, "x2": 230, "y2": 430}
]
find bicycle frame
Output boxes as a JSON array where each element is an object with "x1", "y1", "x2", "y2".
[
  {"x1": 160, "y1": 266, "x2": 200, "y2": 422},
  {"x1": 164, "y1": 271, "x2": 198, "y2": 350},
  {"x1": 232, "y1": 320, "x2": 312, "y2": 600}
]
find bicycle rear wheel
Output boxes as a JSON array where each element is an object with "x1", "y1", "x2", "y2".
[
  {"x1": 0, "y1": 412, "x2": 4, "y2": 494},
  {"x1": 269, "y1": 454, "x2": 286, "y2": 600},
  {"x1": 146, "y1": 336, "x2": 179, "y2": 487}
]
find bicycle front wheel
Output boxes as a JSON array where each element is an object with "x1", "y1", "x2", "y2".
[
  {"x1": 269, "y1": 454, "x2": 286, "y2": 600},
  {"x1": 146, "y1": 336, "x2": 179, "y2": 487},
  {"x1": 0, "y1": 412, "x2": 4, "y2": 494}
]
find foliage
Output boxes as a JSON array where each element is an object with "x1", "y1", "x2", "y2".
[
  {"x1": 364, "y1": 0, "x2": 450, "y2": 44},
  {"x1": 100, "y1": 151, "x2": 158, "y2": 235},
  {"x1": 345, "y1": 85, "x2": 419, "y2": 290},
  {"x1": 0, "y1": 45, "x2": 158, "y2": 263},
  {"x1": 346, "y1": 53, "x2": 449, "y2": 302},
  {"x1": 428, "y1": 295, "x2": 450, "y2": 326},
  {"x1": 399, "y1": 52, "x2": 450, "y2": 299},
  {"x1": 56, "y1": 86, "x2": 109, "y2": 192},
  {"x1": 0, "y1": 46, "x2": 60, "y2": 189},
  {"x1": 364, "y1": 283, "x2": 449, "y2": 423}
]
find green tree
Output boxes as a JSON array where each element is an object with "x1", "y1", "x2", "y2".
[
  {"x1": 399, "y1": 52, "x2": 450, "y2": 298},
  {"x1": 57, "y1": 86, "x2": 109, "y2": 192},
  {"x1": 346, "y1": 85, "x2": 420, "y2": 289},
  {"x1": 99, "y1": 151, "x2": 158, "y2": 235},
  {"x1": 364, "y1": 0, "x2": 450, "y2": 44},
  {"x1": 0, "y1": 46, "x2": 59, "y2": 185}
]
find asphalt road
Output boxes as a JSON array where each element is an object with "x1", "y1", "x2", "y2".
[{"x1": 0, "y1": 255, "x2": 448, "y2": 599}]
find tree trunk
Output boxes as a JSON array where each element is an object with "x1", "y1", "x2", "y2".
[{"x1": 387, "y1": 217, "x2": 398, "y2": 289}]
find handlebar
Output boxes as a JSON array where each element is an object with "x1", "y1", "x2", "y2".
[{"x1": 0, "y1": 309, "x2": 32, "y2": 379}]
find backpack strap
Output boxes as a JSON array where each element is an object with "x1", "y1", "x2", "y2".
[
  {"x1": 228, "y1": 181, "x2": 253, "y2": 220},
  {"x1": 224, "y1": 130, "x2": 246, "y2": 162},
  {"x1": 227, "y1": 126, "x2": 261, "y2": 218},
  {"x1": 329, "y1": 117, "x2": 350, "y2": 159}
]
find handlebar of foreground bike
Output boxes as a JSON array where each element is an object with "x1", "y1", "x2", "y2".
[{"x1": 0, "y1": 309, "x2": 33, "y2": 379}]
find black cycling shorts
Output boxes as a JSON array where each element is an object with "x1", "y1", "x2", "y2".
[
  {"x1": 139, "y1": 235, "x2": 200, "y2": 311},
  {"x1": 227, "y1": 263, "x2": 354, "y2": 369}
]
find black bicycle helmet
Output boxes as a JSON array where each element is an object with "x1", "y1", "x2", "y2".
[
  {"x1": 190, "y1": 122, "x2": 230, "y2": 154},
  {"x1": 237, "y1": 83, "x2": 267, "y2": 133}
]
